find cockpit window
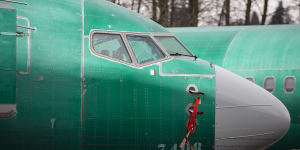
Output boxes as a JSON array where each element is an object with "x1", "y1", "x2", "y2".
[
  {"x1": 127, "y1": 35, "x2": 165, "y2": 64},
  {"x1": 155, "y1": 36, "x2": 192, "y2": 56},
  {"x1": 92, "y1": 33, "x2": 132, "y2": 63}
]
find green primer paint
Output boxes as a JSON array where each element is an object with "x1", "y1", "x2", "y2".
[
  {"x1": 170, "y1": 24, "x2": 300, "y2": 150},
  {"x1": 0, "y1": 0, "x2": 216, "y2": 149}
]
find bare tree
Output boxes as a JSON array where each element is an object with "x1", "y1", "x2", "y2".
[
  {"x1": 131, "y1": 0, "x2": 135, "y2": 10},
  {"x1": 270, "y1": 1, "x2": 292, "y2": 24},
  {"x1": 251, "y1": 11, "x2": 260, "y2": 24},
  {"x1": 245, "y1": 0, "x2": 252, "y2": 25},
  {"x1": 198, "y1": 0, "x2": 221, "y2": 26},
  {"x1": 152, "y1": 0, "x2": 157, "y2": 22},
  {"x1": 137, "y1": 0, "x2": 142, "y2": 13},
  {"x1": 170, "y1": 0, "x2": 175, "y2": 26},
  {"x1": 106, "y1": 0, "x2": 300, "y2": 27},
  {"x1": 298, "y1": 2, "x2": 300, "y2": 22},
  {"x1": 218, "y1": 1, "x2": 225, "y2": 25},
  {"x1": 225, "y1": 0, "x2": 230, "y2": 25},
  {"x1": 169, "y1": 1, "x2": 191, "y2": 27},
  {"x1": 158, "y1": 0, "x2": 169, "y2": 27},
  {"x1": 188, "y1": 0, "x2": 199, "y2": 26},
  {"x1": 218, "y1": 0, "x2": 230, "y2": 26},
  {"x1": 261, "y1": 0, "x2": 269, "y2": 25}
]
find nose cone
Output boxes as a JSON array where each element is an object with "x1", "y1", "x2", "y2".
[{"x1": 214, "y1": 66, "x2": 290, "y2": 150}]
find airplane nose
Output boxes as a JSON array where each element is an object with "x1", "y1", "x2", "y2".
[{"x1": 214, "y1": 66, "x2": 290, "y2": 150}]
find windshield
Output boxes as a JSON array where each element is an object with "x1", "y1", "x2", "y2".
[
  {"x1": 155, "y1": 36, "x2": 192, "y2": 56},
  {"x1": 127, "y1": 35, "x2": 165, "y2": 64},
  {"x1": 92, "y1": 33, "x2": 132, "y2": 63}
]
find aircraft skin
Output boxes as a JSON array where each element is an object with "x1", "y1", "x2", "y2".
[
  {"x1": 0, "y1": 0, "x2": 290, "y2": 149},
  {"x1": 169, "y1": 25, "x2": 300, "y2": 150}
]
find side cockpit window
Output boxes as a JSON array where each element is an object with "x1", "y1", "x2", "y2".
[
  {"x1": 155, "y1": 36, "x2": 192, "y2": 56},
  {"x1": 284, "y1": 76, "x2": 295, "y2": 93},
  {"x1": 264, "y1": 77, "x2": 275, "y2": 93},
  {"x1": 127, "y1": 35, "x2": 165, "y2": 64},
  {"x1": 92, "y1": 33, "x2": 132, "y2": 63}
]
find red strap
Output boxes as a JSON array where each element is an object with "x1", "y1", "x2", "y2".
[
  {"x1": 187, "y1": 97, "x2": 200, "y2": 132},
  {"x1": 180, "y1": 97, "x2": 202, "y2": 149}
]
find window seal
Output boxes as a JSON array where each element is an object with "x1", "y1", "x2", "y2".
[
  {"x1": 283, "y1": 76, "x2": 296, "y2": 94},
  {"x1": 264, "y1": 76, "x2": 276, "y2": 93}
]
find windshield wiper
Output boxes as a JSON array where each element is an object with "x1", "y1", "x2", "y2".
[{"x1": 170, "y1": 53, "x2": 198, "y2": 60}]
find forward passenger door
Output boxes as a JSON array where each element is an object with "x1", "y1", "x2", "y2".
[{"x1": 0, "y1": 3, "x2": 17, "y2": 118}]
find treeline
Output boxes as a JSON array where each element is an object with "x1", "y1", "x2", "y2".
[{"x1": 108, "y1": 0, "x2": 300, "y2": 27}]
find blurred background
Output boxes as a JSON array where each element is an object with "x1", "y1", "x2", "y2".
[{"x1": 106, "y1": 0, "x2": 300, "y2": 27}]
